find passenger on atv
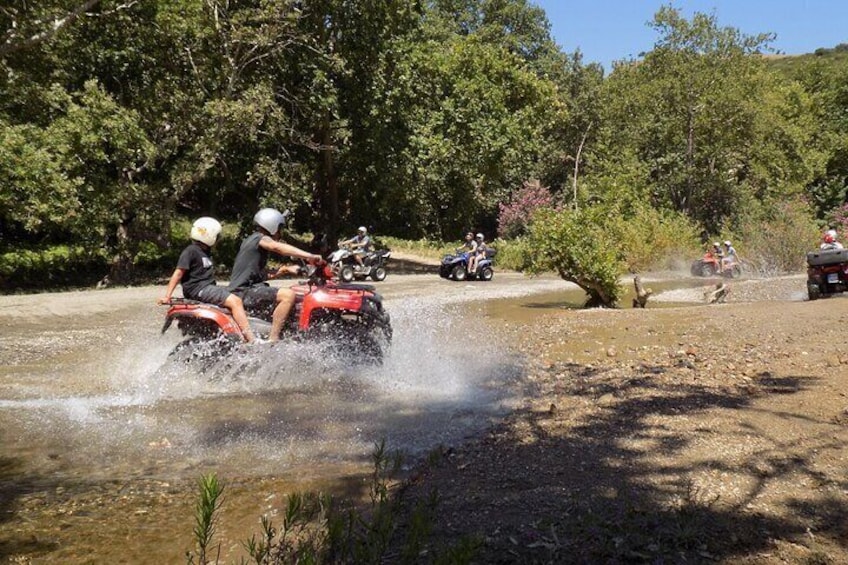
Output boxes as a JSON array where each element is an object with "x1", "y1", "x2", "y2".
[
  {"x1": 157, "y1": 217, "x2": 257, "y2": 343},
  {"x1": 227, "y1": 208, "x2": 324, "y2": 342}
]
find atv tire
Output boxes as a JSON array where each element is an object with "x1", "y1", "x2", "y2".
[
  {"x1": 479, "y1": 266, "x2": 494, "y2": 281},
  {"x1": 452, "y1": 265, "x2": 467, "y2": 281},
  {"x1": 700, "y1": 262, "x2": 714, "y2": 277},
  {"x1": 728, "y1": 265, "x2": 742, "y2": 279},
  {"x1": 371, "y1": 266, "x2": 387, "y2": 281},
  {"x1": 808, "y1": 283, "x2": 821, "y2": 301},
  {"x1": 340, "y1": 265, "x2": 355, "y2": 283}
]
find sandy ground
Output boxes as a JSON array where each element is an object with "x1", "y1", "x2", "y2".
[{"x1": 397, "y1": 275, "x2": 848, "y2": 564}]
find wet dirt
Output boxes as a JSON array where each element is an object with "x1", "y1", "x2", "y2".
[{"x1": 398, "y1": 275, "x2": 848, "y2": 564}]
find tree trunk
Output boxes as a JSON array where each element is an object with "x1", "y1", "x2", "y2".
[{"x1": 314, "y1": 113, "x2": 339, "y2": 243}]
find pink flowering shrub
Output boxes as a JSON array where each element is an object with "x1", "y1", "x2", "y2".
[
  {"x1": 498, "y1": 180, "x2": 557, "y2": 239},
  {"x1": 829, "y1": 204, "x2": 848, "y2": 241}
]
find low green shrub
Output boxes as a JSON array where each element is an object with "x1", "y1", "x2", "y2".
[
  {"x1": 732, "y1": 199, "x2": 821, "y2": 274},
  {"x1": 0, "y1": 245, "x2": 107, "y2": 291},
  {"x1": 614, "y1": 206, "x2": 702, "y2": 272},
  {"x1": 377, "y1": 236, "x2": 455, "y2": 260},
  {"x1": 187, "y1": 441, "x2": 478, "y2": 565},
  {"x1": 491, "y1": 237, "x2": 532, "y2": 271}
]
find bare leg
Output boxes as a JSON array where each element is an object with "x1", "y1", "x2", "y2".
[
  {"x1": 224, "y1": 294, "x2": 255, "y2": 342},
  {"x1": 269, "y1": 288, "x2": 296, "y2": 341}
]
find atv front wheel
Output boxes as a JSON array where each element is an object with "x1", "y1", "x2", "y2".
[
  {"x1": 340, "y1": 265, "x2": 355, "y2": 283},
  {"x1": 479, "y1": 266, "x2": 494, "y2": 281},
  {"x1": 728, "y1": 265, "x2": 742, "y2": 279},
  {"x1": 452, "y1": 265, "x2": 467, "y2": 281},
  {"x1": 371, "y1": 266, "x2": 387, "y2": 281}
]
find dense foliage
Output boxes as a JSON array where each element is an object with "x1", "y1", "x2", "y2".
[{"x1": 1, "y1": 2, "x2": 847, "y2": 290}]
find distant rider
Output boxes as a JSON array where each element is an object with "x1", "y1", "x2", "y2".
[
  {"x1": 227, "y1": 208, "x2": 323, "y2": 342},
  {"x1": 821, "y1": 232, "x2": 844, "y2": 250},
  {"x1": 339, "y1": 226, "x2": 372, "y2": 266},
  {"x1": 721, "y1": 240, "x2": 738, "y2": 273},
  {"x1": 456, "y1": 231, "x2": 478, "y2": 273},
  {"x1": 157, "y1": 217, "x2": 255, "y2": 343},
  {"x1": 710, "y1": 241, "x2": 724, "y2": 261}
]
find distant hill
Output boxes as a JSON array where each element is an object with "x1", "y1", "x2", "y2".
[{"x1": 765, "y1": 43, "x2": 848, "y2": 76}]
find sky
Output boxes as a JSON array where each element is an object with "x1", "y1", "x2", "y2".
[{"x1": 531, "y1": 0, "x2": 848, "y2": 71}]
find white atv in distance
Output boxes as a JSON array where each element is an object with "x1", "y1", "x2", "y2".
[{"x1": 329, "y1": 245, "x2": 391, "y2": 282}]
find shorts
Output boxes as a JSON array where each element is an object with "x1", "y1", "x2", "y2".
[
  {"x1": 237, "y1": 284, "x2": 280, "y2": 313},
  {"x1": 193, "y1": 284, "x2": 231, "y2": 307}
]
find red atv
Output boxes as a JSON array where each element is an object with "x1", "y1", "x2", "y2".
[
  {"x1": 161, "y1": 264, "x2": 391, "y2": 361},
  {"x1": 806, "y1": 248, "x2": 848, "y2": 300},
  {"x1": 690, "y1": 251, "x2": 742, "y2": 278}
]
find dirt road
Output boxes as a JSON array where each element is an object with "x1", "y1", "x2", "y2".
[{"x1": 400, "y1": 276, "x2": 848, "y2": 564}]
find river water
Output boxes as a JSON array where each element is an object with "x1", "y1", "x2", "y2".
[{"x1": 1, "y1": 273, "x2": 589, "y2": 563}]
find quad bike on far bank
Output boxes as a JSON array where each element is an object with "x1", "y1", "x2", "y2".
[
  {"x1": 328, "y1": 245, "x2": 391, "y2": 283},
  {"x1": 160, "y1": 264, "x2": 391, "y2": 361},
  {"x1": 806, "y1": 248, "x2": 848, "y2": 300},
  {"x1": 439, "y1": 249, "x2": 496, "y2": 282},
  {"x1": 690, "y1": 251, "x2": 742, "y2": 278}
]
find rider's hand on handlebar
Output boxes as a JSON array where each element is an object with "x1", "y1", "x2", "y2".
[
  {"x1": 307, "y1": 254, "x2": 325, "y2": 266},
  {"x1": 157, "y1": 296, "x2": 170, "y2": 305}
]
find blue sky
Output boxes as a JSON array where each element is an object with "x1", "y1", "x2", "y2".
[{"x1": 531, "y1": 0, "x2": 848, "y2": 71}]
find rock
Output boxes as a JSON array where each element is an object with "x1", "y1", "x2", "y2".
[{"x1": 606, "y1": 347, "x2": 617, "y2": 358}]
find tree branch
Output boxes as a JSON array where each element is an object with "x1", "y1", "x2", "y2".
[{"x1": 0, "y1": 0, "x2": 101, "y2": 57}]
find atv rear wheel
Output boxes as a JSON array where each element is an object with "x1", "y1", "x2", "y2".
[
  {"x1": 700, "y1": 262, "x2": 714, "y2": 277},
  {"x1": 339, "y1": 265, "x2": 355, "y2": 283},
  {"x1": 452, "y1": 265, "x2": 467, "y2": 281},
  {"x1": 371, "y1": 266, "x2": 387, "y2": 281},
  {"x1": 479, "y1": 266, "x2": 494, "y2": 281}
]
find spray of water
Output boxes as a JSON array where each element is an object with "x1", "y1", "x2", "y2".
[{"x1": 0, "y1": 284, "x2": 541, "y2": 480}]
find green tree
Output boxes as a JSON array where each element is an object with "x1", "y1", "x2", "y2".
[
  {"x1": 525, "y1": 205, "x2": 624, "y2": 307},
  {"x1": 594, "y1": 6, "x2": 823, "y2": 232}
]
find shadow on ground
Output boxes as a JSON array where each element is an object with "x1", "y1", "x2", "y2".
[{"x1": 395, "y1": 364, "x2": 848, "y2": 563}]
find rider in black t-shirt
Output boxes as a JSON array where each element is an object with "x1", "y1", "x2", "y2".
[
  {"x1": 157, "y1": 217, "x2": 256, "y2": 343},
  {"x1": 228, "y1": 208, "x2": 323, "y2": 342}
]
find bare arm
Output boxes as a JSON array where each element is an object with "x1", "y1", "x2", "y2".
[
  {"x1": 259, "y1": 236, "x2": 322, "y2": 263},
  {"x1": 157, "y1": 268, "x2": 185, "y2": 304}
]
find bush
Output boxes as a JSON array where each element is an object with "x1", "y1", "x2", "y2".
[
  {"x1": 524, "y1": 205, "x2": 625, "y2": 307},
  {"x1": 497, "y1": 180, "x2": 557, "y2": 239},
  {"x1": 614, "y1": 206, "x2": 702, "y2": 272},
  {"x1": 0, "y1": 245, "x2": 107, "y2": 291},
  {"x1": 734, "y1": 199, "x2": 821, "y2": 274},
  {"x1": 491, "y1": 237, "x2": 532, "y2": 271}
]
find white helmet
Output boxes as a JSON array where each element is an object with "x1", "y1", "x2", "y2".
[
  {"x1": 358, "y1": 226, "x2": 367, "y2": 234},
  {"x1": 723, "y1": 240, "x2": 732, "y2": 246},
  {"x1": 190, "y1": 217, "x2": 222, "y2": 247},
  {"x1": 713, "y1": 242, "x2": 720, "y2": 247},
  {"x1": 254, "y1": 208, "x2": 289, "y2": 235},
  {"x1": 826, "y1": 229, "x2": 838, "y2": 239},
  {"x1": 476, "y1": 233, "x2": 484, "y2": 240}
]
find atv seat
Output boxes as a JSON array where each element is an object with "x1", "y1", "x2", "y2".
[{"x1": 807, "y1": 248, "x2": 848, "y2": 267}]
